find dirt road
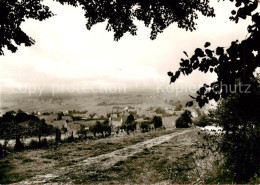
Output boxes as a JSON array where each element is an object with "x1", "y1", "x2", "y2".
[{"x1": 20, "y1": 129, "x2": 194, "y2": 184}]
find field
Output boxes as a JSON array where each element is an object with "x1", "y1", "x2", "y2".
[
  {"x1": 0, "y1": 92, "x2": 195, "y2": 115},
  {"x1": 0, "y1": 128, "x2": 222, "y2": 184},
  {"x1": 0, "y1": 92, "x2": 220, "y2": 184}
]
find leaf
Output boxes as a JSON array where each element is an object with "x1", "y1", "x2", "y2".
[
  {"x1": 205, "y1": 49, "x2": 213, "y2": 58},
  {"x1": 204, "y1": 42, "x2": 211, "y2": 48},
  {"x1": 195, "y1": 48, "x2": 205, "y2": 57},
  {"x1": 168, "y1": 72, "x2": 173, "y2": 76},
  {"x1": 183, "y1": 51, "x2": 189, "y2": 57},
  {"x1": 186, "y1": 101, "x2": 193, "y2": 107},
  {"x1": 170, "y1": 76, "x2": 176, "y2": 83},
  {"x1": 175, "y1": 71, "x2": 181, "y2": 78},
  {"x1": 216, "y1": 47, "x2": 224, "y2": 55},
  {"x1": 213, "y1": 94, "x2": 220, "y2": 102}
]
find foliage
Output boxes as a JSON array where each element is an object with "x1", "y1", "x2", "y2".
[
  {"x1": 176, "y1": 110, "x2": 192, "y2": 128},
  {"x1": 194, "y1": 114, "x2": 212, "y2": 127},
  {"x1": 174, "y1": 104, "x2": 183, "y2": 111},
  {"x1": 90, "y1": 119, "x2": 111, "y2": 137},
  {"x1": 77, "y1": 124, "x2": 87, "y2": 139},
  {"x1": 0, "y1": 0, "x2": 216, "y2": 55},
  {"x1": 0, "y1": 0, "x2": 53, "y2": 55},
  {"x1": 140, "y1": 122, "x2": 151, "y2": 133},
  {"x1": 213, "y1": 91, "x2": 260, "y2": 182},
  {"x1": 121, "y1": 114, "x2": 136, "y2": 134},
  {"x1": 154, "y1": 107, "x2": 169, "y2": 117},
  {"x1": 168, "y1": 0, "x2": 260, "y2": 107},
  {"x1": 0, "y1": 110, "x2": 56, "y2": 153},
  {"x1": 57, "y1": 112, "x2": 64, "y2": 120},
  {"x1": 61, "y1": 124, "x2": 68, "y2": 135},
  {"x1": 152, "y1": 116, "x2": 163, "y2": 129}
]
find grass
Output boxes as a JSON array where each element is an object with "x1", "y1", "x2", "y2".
[
  {"x1": 47, "y1": 129, "x2": 204, "y2": 184},
  {"x1": 0, "y1": 129, "x2": 228, "y2": 184},
  {"x1": 0, "y1": 129, "x2": 177, "y2": 184},
  {"x1": 0, "y1": 157, "x2": 33, "y2": 184}
]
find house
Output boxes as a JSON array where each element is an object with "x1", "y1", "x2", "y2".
[
  {"x1": 74, "y1": 120, "x2": 98, "y2": 129},
  {"x1": 49, "y1": 120, "x2": 67, "y2": 129},
  {"x1": 92, "y1": 115, "x2": 99, "y2": 119},
  {"x1": 72, "y1": 113, "x2": 84, "y2": 119},
  {"x1": 109, "y1": 113, "x2": 129, "y2": 130},
  {"x1": 62, "y1": 116, "x2": 73, "y2": 122},
  {"x1": 63, "y1": 110, "x2": 69, "y2": 115},
  {"x1": 162, "y1": 116, "x2": 177, "y2": 128},
  {"x1": 111, "y1": 113, "x2": 118, "y2": 119},
  {"x1": 38, "y1": 115, "x2": 57, "y2": 123},
  {"x1": 109, "y1": 117, "x2": 123, "y2": 128}
]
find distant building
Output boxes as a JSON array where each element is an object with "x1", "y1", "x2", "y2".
[
  {"x1": 49, "y1": 120, "x2": 67, "y2": 129},
  {"x1": 62, "y1": 116, "x2": 73, "y2": 122},
  {"x1": 63, "y1": 110, "x2": 69, "y2": 115},
  {"x1": 92, "y1": 115, "x2": 99, "y2": 119},
  {"x1": 39, "y1": 115, "x2": 57, "y2": 123},
  {"x1": 162, "y1": 116, "x2": 177, "y2": 128},
  {"x1": 109, "y1": 113, "x2": 129, "y2": 130}
]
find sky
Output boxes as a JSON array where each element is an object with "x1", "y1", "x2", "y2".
[{"x1": 0, "y1": 0, "x2": 254, "y2": 95}]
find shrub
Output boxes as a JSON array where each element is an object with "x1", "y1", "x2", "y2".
[
  {"x1": 152, "y1": 116, "x2": 163, "y2": 129},
  {"x1": 28, "y1": 140, "x2": 39, "y2": 149},
  {"x1": 194, "y1": 114, "x2": 212, "y2": 127},
  {"x1": 174, "y1": 104, "x2": 183, "y2": 111},
  {"x1": 140, "y1": 122, "x2": 150, "y2": 133},
  {"x1": 214, "y1": 93, "x2": 260, "y2": 182},
  {"x1": 176, "y1": 110, "x2": 192, "y2": 128}
]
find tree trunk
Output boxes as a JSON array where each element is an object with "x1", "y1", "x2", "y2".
[
  {"x1": 14, "y1": 137, "x2": 23, "y2": 151},
  {"x1": 38, "y1": 134, "x2": 41, "y2": 143}
]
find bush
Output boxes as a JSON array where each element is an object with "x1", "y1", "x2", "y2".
[
  {"x1": 40, "y1": 138, "x2": 49, "y2": 148},
  {"x1": 176, "y1": 110, "x2": 192, "y2": 128},
  {"x1": 194, "y1": 114, "x2": 212, "y2": 127},
  {"x1": 174, "y1": 104, "x2": 183, "y2": 111},
  {"x1": 140, "y1": 122, "x2": 150, "y2": 133},
  {"x1": 152, "y1": 116, "x2": 163, "y2": 129},
  {"x1": 14, "y1": 139, "x2": 24, "y2": 151},
  {"x1": 214, "y1": 93, "x2": 260, "y2": 182},
  {"x1": 28, "y1": 140, "x2": 39, "y2": 149}
]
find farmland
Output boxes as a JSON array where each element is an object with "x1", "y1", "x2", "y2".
[{"x1": 0, "y1": 128, "x2": 222, "y2": 184}]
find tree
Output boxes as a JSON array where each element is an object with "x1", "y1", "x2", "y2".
[
  {"x1": 126, "y1": 114, "x2": 135, "y2": 124},
  {"x1": 61, "y1": 124, "x2": 68, "y2": 135},
  {"x1": 152, "y1": 116, "x2": 163, "y2": 129},
  {"x1": 121, "y1": 114, "x2": 136, "y2": 134},
  {"x1": 0, "y1": 0, "x2": 53, "y2": 55},
  {"x1": 0, "y1": 0, "x2": 215, "y2": 55},
  {"x1": 176, "y1": 110, "x2": 192, "y2": 128},
  {"x1": 0, "y1": 111, "x2": 16, "y2": 155},
  {"x1": 90, "y1": 120, "x2": 112, "y2": 137},
  {"x1": 167, "y1": 0, "x2": 260, "y2": 108},
  {"x1": 102, "y1": 119, "x2": 112, "y2": 136},
  {"x1": 77, "y1": 124, "x2": 87, "y2": 139},
  {"x1": 212, "y1": 88, "x2": 260, "y2": 182},
  {"x1": 140, "y1": 122, "x2": 150, "y2": 133},
  {"x1": 32, "y1": 119, "x2": 56, "y2": 143},
  {"x1": 194, "y1": 114, "x2": 212, "y2": 127},
  {"x1": 0, "y1": 110, "x2": 56, "y2": 151},
  {"x1": 57, "y1": 112, "x2": 64, "y2": 120}
]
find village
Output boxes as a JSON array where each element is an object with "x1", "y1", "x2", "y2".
[{"x1": 34, "y1": 102, "x2": 199, "y2": 136}]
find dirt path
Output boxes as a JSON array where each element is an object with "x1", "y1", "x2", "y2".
[{"x1": 19, "y1": 129, "x2": 193, "y2": 184}]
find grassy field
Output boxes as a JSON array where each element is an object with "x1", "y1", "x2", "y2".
[{"x1": 0, "y1": 128, "x2": 224, "y2": 184}]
